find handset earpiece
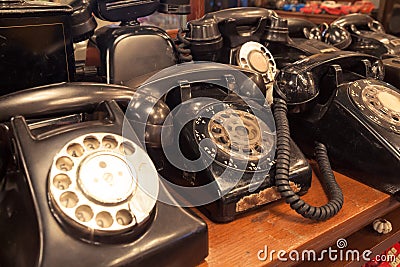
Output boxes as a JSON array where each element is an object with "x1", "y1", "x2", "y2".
[
  {"x1": 0, "y1": 83, "x2": 136, "y2": 122},
  {"x1": 368, "y1": 20, "x2": 385, "y2": 33},
  {"x1": 322, "y1": 25, "x2": 352, "y2": 50},
  {"x1": 69, "y1": 0, "x2": 98, "y2": 43}
]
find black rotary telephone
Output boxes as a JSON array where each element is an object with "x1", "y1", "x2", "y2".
[
  {"x1": 0, "y1": 83, "x2": 208, "y2": 267},
  {"x1": 182, "y1": 7, "x2": 278, "y2": 103},
  {"x1": 0, "y1": 0, "x2": 75, "y2": 94},
  {"x1": 276, "y1": 50, "x2": 400, "y2": 199},
  {"x1": 91, "y1": 0, "x2": 181, "y2": 85},
  {"x1": 331, "y1": 14, "x2": 400, "y2": 57},
  {"x1": 182, "y1": 8, "x2": 341, "y2": 70},
  {"x1": 329, "y1": 13, "x2": 400, "y2": 90},
  {"x1": 0, "y1": 0, "x2": 98, "y2": 93},
  {"x1": 125, "y1": 62, "x2": 346, "y2": 222}
]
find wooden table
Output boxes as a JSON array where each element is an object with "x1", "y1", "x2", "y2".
[{"x1": 196, "y1": 169, "x2": 400, "y2": 266}]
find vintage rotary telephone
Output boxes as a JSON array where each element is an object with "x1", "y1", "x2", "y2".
[
  {"x1": 0, "y1": 83, "x2": 208, "y2": 266},
  {"x1": 327, "y1": 13, "x2": 400, "y2": 90},
  {"x1": 276, "y1": 50, "x2": 400, "y2": 199},
  {"x1": 125, "y1": 62, "x2": 347, "y2": 222},
  {"x1": 182, "y1": 9, "x2": 339, "y2": 70},
  {"x1": 91, "y1": 0, "x2": 184, "y2": 85},
  {"x1": 0, "y1": 0, "x2": 74, "y2": 93},
  {"x1": 181, "y1": 8, "x2": 278, "y2": 103},
  {"x1": 331, "y1": 14, "x2": 400, "y2": 57},
  {"x1": 0, "y1": 0, "x2": 98, "y2": 93}
]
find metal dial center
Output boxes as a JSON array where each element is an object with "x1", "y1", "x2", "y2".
[
  {"x1": 78, "y1": 153, "x2": 136, "y2": 204},
  {"x1": 248, "y1": 50, "x2": 269, "y2": 73},
  {"x1": 376, "y1": 91, "x2": 400, "y2": 113},
  {"x1": 208, "y1": 109, "x2": 272, "y2": 160}
]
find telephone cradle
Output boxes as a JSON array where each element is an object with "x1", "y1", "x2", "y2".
[{"x1": 277, "y1": 51, "x2": 400, "y2": 199}]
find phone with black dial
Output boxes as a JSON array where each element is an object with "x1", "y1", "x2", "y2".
[
  {"x1": 330, "y1": 13, "x2": 400, "y2": 89},
  {"x1": 276, "y1": 50, "x2": 400, "y2": 198},
  {"x1": 125, "y1": 62, "x2": 312, "y2": 222}
]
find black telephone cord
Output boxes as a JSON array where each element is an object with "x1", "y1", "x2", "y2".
[
  {"x1": 175, "y1": 28, "x2": 193, "y2": 62},
  {"x1": 272, "y1": 97, "x2": 344, "y2": 221}
]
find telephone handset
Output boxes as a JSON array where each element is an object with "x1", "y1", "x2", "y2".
[
  {"x1": 287, "y1": 17, "x2": 323, "y2": 40},
  {"x1": 329, "y1": 14, "x2": 400, "y2": 90},
  {"x1": 183, "y1": 8, "x2": 278, "y2": 103},
  {"x1": 126, "y1": 62, "x2": 318, "y2": 222},
  {"x1": 265, "y1": 16, "x2": 340, "y2": 69},
  {"x1": 331, "y1": 14, "x2": 400, "y2": 57},
  {"x1": 276, "y1": 51, "x2": 400, "y2": 198},
  {"x1": 285, "y1": 18, "x2": 352, "y2": 50},
  {"x1": 0, "y1": 83, "x2": 208, "y2": 266}
]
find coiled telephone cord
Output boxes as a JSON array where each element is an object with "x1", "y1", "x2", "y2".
[
  {"x1": 273, "y1": 97, "x2": 344, "y2": 221},
  {"x1": 175, "y1": 28, "x2": 193, "y2": 62}
]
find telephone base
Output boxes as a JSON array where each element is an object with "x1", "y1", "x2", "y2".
[
  {"x1": 0, "y1": 101, "x2": 208, "y2": 267},
  {"x1": 198, "y1": 139, "x2": 311, "y2": 223},
  {"x1": 382, "y1": 57, "x2": 400, "y2": 89},
  {"x1": 159, "y1": 139, "x2": 312, "y2": 223}
]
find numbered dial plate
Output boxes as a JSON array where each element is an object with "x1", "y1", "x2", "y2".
[
  {"x1": 48, "y1": 133, "x2": 159, "y2": 236},
  {"x1": 194, "y1": 103, "x2": 275, "y2": 172},
  {"x1": 349, "y1": 80, "x2": 400, "y2": 134},
  {"x1": 237, "y1": 41, "x2": 277, "y2": 84}
]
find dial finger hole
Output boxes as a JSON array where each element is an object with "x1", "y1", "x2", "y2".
[
  {"x1": 67, "y1": 143, "x2": 84, "y2": 157},
  {"x1": 83, "y1": 136, "x2": 100, "y2": 150},
  {"x1": 220, "y1": 114, "x2": 230, "y2": 119},
  {"x1": 211, "y1": 127, "x2": 222, "y2": 134},
  {"x1": 244, "y1": 115, "x2": 254, "y2": 121},
  {"x1": 53, "y1": 174, "x2": 71, "y2": 190},
  {"x1": 243, "y1": 148, "x2": 252, "y2": 155},
  {"x1": 254, "y1": 144, "x2": 263, "y2": 153},
  {"x1": 240, "y1": 57, "x2": 247, "y2": 65},
  {"x1": 102, "y1": 136, "x2": 118, "y2": 149},
  {"x1": 392, "y1": 115, "x2": 399, "y2": 122},
  {"x1": 75, "y1": 205, "x2": 94, "y2": 222},
  {"x1": 60, "y1": 192, "x2": 78, "y2": 208},
  {"x1": 116, "y1": 210, "x2": 133, "y2": 226},
  {"x1": 230, "y1": 143, "x2": 239, "y2": 152},
  {"x1": 96, "y1": 211, "x2": 113, "y2": 228},
  {"x1": 218, "y1": 136, "x2": 229, "y2": 144},
  {"x1": 260, "y1": 47, "x2": 267, "y2": 53},
  {"x1": 119, "y1": 142, "x2": 135, "y2": 155},
  {"x1": 56, "y1": 157, "x2": 73, "y2": 171}
]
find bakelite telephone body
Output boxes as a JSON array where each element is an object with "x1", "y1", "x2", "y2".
[
  {"x1": 126, "y1": 62, "x2": 312, "y2": 222},
  {"x1": 276, "y1": 51, "x2": 400, "y2": 198},
  {"x1": 0, "y1": 0, "x2": 98, "y2": 93},
  {"x1": 91, "y1": 0, "x2": 180, "y2": 85},
  {"x1": 0, "y1": 0, "x2": 75, "y2": 94},
  {"x1": 330, "y1": 13, "x2": 400, "y2": 90},
  {"x1": 0, "y1": 83, "x2": 208, "y2": 266}
]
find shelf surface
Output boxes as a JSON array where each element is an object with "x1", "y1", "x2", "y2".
[{"x1": 196, "y1": 169, "x2": 400, "y2": 266}]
